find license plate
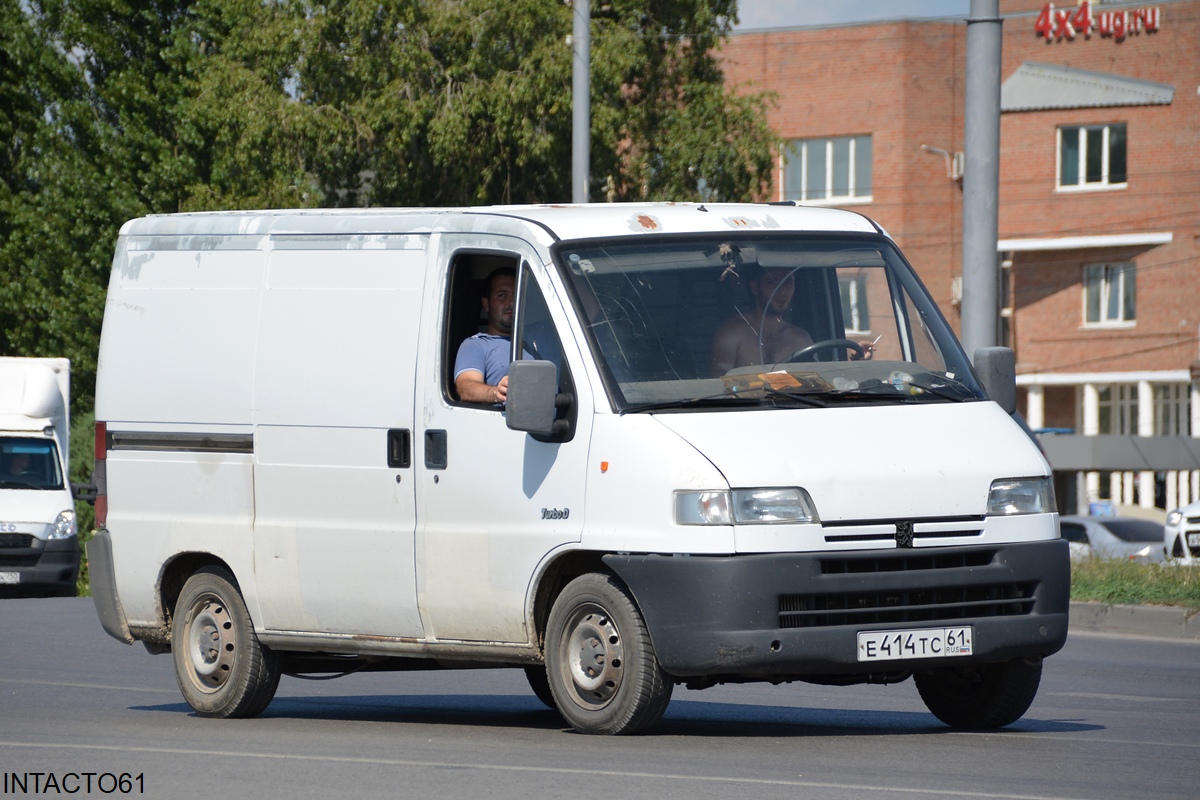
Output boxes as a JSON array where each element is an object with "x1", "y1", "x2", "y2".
[
  {"x1": 857, "y1": 626, "x2": 973, "y2": 662},
  {"x1": 0, "y1": 572, "x2": 19, "y2": 585},
  {"x1": 1188, "y1": 533, "x2": 1200, "y2": 547}
]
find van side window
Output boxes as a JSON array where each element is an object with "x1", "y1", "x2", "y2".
[
  {"x1": 516, "y1": 264, "x2": 577, "y2": 441},
  {"x1": 516, "y1": 267, "x2": 566, "y2": 385},
  {"x1": 444, "y1": 253, "x2": 519, "y2": 407}
]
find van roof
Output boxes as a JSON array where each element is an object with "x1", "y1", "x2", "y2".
[{"x1": 118, "y1": 203, "x2": 884, "y2": 242}]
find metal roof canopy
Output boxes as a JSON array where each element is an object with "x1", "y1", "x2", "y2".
[
  {"x1": 1038, "y1": 434, "x2": 1200, "y2": 471},
  {"x1": 1001, "y1": 62, "x2": 1174, "y2": 111}
]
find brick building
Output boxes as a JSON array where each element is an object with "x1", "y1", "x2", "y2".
[{"x1": 720, "y1": 0, "x2": 1200, "y2": 514}]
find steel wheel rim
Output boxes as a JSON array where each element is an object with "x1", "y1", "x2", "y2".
[
  {"x1": 185, "y1": 595, "x2": 235, "y2": 694},
  {"x1": 558, "y1": 602, "x2": 624, "y2": 710}
]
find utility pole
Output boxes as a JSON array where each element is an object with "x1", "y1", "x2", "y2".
[
  {"x1": 572, "y1": 0, "x2": 590, "y2": 203},
  {"x1": 961, "y1": 0, "x2": 1003, "y2": 358}
]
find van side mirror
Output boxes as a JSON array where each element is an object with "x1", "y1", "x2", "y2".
[
  {"x1": 506, "y1": 360, "x2": 559, "y2": 436},
  {"x1": 974, "y1": 346, "x2": 1016, "y2": 415}
]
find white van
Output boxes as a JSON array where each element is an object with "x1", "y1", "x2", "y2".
[
  {"x1": 89, "y1": 203, "x2": 1068, "y2": 734},
  {"x1": 0, "y1": 357, "x2": 78, "y2": 596}
]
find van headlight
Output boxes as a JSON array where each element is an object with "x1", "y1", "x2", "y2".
[
  {"x1": 986, "y1": 478, "x2": 1055, "y2": 516},
  {"x1": 49, "y1": 510, "x2": 77, "y2": 539},
  {"x1": 1166, "y1": 509, "x2": 1183, "y2": 528},
  {"x1": 675, "y1": 488, "x2": 818, "y2": 525}
]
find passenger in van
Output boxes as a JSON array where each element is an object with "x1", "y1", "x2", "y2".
[
  {"x1": 710, "y1": 266, "x2": 816, "y2": 374},
  {"x1": 454, "y1": 267, "x2": 518, "y2": 405},
  {"x1": 711, "y1": 266, "x2": 877, "y2": 374}
]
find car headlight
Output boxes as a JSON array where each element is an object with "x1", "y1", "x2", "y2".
[
  {"x1": 49, "y1": 510, "x2": 77, "y2": 540},
  {"x1": 675, "y1": 488, "x2": 818, "y2": 525},
  {"x1": 986, "y1": 477, "x2": 1055, "y2": 516},
  {"x1": 1166, "y1": 509, "x2": 1183, "y2": 528}
]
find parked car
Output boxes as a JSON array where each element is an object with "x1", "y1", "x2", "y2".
[
  {"x1": 1164, "y1": 500, "x2": 1200, "y2": 564},
  {"x1": 1059, "y1": 516, "x2": 1166, "y2": 564}
]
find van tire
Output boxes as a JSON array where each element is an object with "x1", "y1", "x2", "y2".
[
  {"x1": 545, "y1": 573, "x2": 673, "y2": 735},
  {"x1": 172, "y1": 566, "x2": 280, "y2": 718},
  {"x1": 524, "y1": 666, "x2": 558, "y2": 710},
  {"x1": 914, "y1": 657, "x2": 1042, "y2": 729}
]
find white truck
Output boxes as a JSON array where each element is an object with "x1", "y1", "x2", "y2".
[
  {"x1": 0, "y1": 357, "x2": 79, "y2": 596},
  {"x1": 89, "y1": 203, "x2": 1069, "y2": 734}
]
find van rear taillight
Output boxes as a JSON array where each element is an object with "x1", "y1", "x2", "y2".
[{"x1": 94, "y1": 421, "x2": 108, "y2": 527}]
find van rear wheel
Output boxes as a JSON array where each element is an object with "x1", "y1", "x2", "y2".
[
  {"x1": 172, "y1": 566, "x2": 280, "y2": 718},
  {"x1": 915, "y1": 657, "x2": 1042, "y2": 729},
  {"x1": 545, "y1": 573, "x2": 672, "y2": 735}
]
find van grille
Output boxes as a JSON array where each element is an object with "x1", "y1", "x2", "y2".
[
  {"x1": 778, "y1": 581, "x2": 1038, "y2": 629},
  {"x1": 0, "y1": 534, "x2": 34, "y2": 548},
  {"x1": 821, "y1": 550, "x2": 995, "y2": 574}
]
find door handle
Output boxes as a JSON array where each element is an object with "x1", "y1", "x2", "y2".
[
  {"x1": 425, "y1": 429, "x2": 448, "y2": 470},
  {"x1": 387, "y1": 429, "x2": 411, "y2": 469}
]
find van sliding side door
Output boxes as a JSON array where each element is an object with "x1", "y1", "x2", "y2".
[{"x1": 251, "y1": 233, "x2": 425, "y2": 638}]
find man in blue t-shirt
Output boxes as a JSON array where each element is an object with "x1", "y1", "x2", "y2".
[{"x1": 454, "y1": 267, "x2": 517, "y2": 405}]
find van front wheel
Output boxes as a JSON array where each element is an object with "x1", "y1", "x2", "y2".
[
  {"x1": 545, "y1": 573, "x2": 672, "y2": 735},
  {"x1": 915, "y1": 657, "x2": 1042, "y2": 729},
  {"x1": 172, "y1": 566, "x2": 281, "y2": 718}
]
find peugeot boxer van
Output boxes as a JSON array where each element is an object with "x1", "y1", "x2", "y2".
[{"x1": 89, "y1": 203, "x2": 1069, "y2": 734}]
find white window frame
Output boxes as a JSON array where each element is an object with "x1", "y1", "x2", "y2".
[
  {"x1": 1097, "y1": 384, "x2": 1138, "y2": 435},
  {"x1": 1154, "y1": 384, "x2": 1191, "y2": 436},
  {"x1": 1083, "y1": 262, "x2": 1135, "y2": 328},
  {"x1": 1056, "y1": 123, "x2": 1127, "y2": 192},
  {"x1": 838, "y1": 274, "x2": 870, "y2": 335},
  {"x1": 781, "y1": 135, "x2": 872, "y2": 205}
]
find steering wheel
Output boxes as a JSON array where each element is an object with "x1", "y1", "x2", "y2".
[{"x1": 783, "y1": 338, "x2": 865, "y2": 363}]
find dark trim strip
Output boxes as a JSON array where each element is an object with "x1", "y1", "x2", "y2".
[{"x1": 108, "y1": 431, "x2": 254, "y2": 454}]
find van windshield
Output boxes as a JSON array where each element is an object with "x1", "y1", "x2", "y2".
[
  {"x1": 553, "y1": 234, "x2": 986, "y2": 412},
  {"x1": 0, "y1": 437, "x2": 65, "y2": 490}
]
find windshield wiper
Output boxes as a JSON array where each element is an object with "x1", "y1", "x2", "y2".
[{"x1": 625, "y1": 390, "x2": 825, "y2": 413}]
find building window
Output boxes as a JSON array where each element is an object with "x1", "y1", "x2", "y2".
[
  {"x1": 783, "y1": 135, "x2": 872, "y2": 203},
  {"x1": 1097, "y1": 384, "x2": 1137, "y2": 435},
  {"x1": 1058, "y1": 124, "x2": 1126, "y2": 189},
  {"x1": 1084, "y1": 263, "x2": 1135, "y2": 326},
  {"x1": 838, "y1": 274, "x2": 870, "y2": 334},
  {"x1": 999, "y1": 257, "x2": 1014, "y2": 348},
  {"x1": 1155, "y1": 384, "x2": 1191, "y2": 436}
]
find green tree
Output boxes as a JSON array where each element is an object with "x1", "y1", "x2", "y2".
[
  {"x1": 290, "y1": 0, "x2": 778, "y2": 206},
  {"x1": 0, "y1": 0, "x2": 128, "y2": 415}
]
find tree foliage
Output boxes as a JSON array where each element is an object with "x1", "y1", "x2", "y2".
[{"x1": 1, "y1": 0, "x2": 778, "y2": 415}]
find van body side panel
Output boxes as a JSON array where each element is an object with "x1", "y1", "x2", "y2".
[
  {"x1": 414, "y1": 235, "x2": 589, "y2": 644},
  {"x1": 581, "y1": 415, "x2": 735, "y2": 554},
  {"x1": 251, "y1": 235, "x2": 425, "y2": 638},
  {"x1": 97, "y1": 238, "x2": 265, "y2": 626}
]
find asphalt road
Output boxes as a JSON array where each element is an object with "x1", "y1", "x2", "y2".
[{"x1": 1, "y1": 597, "x2": 1196, "y2": 800}]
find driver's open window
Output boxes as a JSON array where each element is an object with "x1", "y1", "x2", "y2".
[{"x1": 443, "y1": 251, "x2": 519, "y2": 408}]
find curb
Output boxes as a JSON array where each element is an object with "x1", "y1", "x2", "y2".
[{"x1": 1069, "y1": 601, "x2": 1200, "y2": 641}]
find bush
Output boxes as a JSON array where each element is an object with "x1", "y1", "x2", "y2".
[{"x1": 70, "y1": 411, "x2": 96, "y2": 597}]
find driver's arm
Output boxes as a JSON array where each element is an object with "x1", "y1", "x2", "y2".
[{"x1": 455, "y1": 370, "x2": 508, "y2": 405}]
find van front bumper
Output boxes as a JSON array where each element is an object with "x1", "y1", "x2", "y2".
[
  {"x1": 0, "y1": 533, "x2": 79, "y2": 595},
  {"x1": 603, "y1": 539, "x2": 1070, "y2": 679}
]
